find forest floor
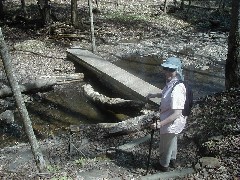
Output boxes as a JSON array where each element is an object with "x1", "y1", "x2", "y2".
[{"x1": 0, "y1": 0, "x2": 239, "y2": 179}]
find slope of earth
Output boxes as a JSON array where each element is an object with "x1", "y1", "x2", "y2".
[{"x1": 0, "y1": 0, "x2": 239, "y2": 179}]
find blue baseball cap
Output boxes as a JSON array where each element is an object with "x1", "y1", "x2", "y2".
[{"x1": 161, "y1": 57, "x2": 182, "y2": 69}]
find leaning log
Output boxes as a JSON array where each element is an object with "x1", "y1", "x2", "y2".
[
  {"x1": 82, "y1": 84, "x2": 145, "y2": 112},
  {"x1": 0, "y1": 28, "x2": 46, "y2": 172},
  {"x1": 98, "y1": 111, "x2": 160, "y2": 135},
  {"x1": 0, "y1": 73, "x2": 84, "y2": 97}
]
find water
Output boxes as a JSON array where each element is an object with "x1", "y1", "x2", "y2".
[
  {"x1": 114, "y1": 54, "x2": 225, "y2": 100},
  {"x1": 0, "y1": 67, "x2": 142, "y2": 147},
  {"x1": 0, "y1": 54, "x2": 225, "y2": 147}
]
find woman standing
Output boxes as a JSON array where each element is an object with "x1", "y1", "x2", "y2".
[{"x1": 146, "y1": 57, "x2": 187, "y2": 172}]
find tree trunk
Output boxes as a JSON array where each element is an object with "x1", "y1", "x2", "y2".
[
  {"x1": 82, "y1": 84, "x2": 145, "y2": 112},
  {"x1": 163, "y1": 0, "x2": 168, "y2": 13},
  {"x1": 37, "y1": 0, "x2": 51, "y2": 25},
  {"x1": 21, "y1": 0, "x2": 27, "y2": 17},
  {"x1": 0, "y1": 28, "x2": 46, "y2": 172},
  {"x1": 98, "y1": 111, "x2": 159, "y2": 135},
  {"x1": 180, "y1": 0, "x2": 184, "y2": 10},
  {"x1": 0, "y1": 0, "x2": 3, "y2": 19},
  {"x1": 95, "y1": 0, "x2": 99, "y2": 8},
  {"x1": 71, "y1": 0, "x2": 78, "y2": 28},
  {"x1": 0, "y1": 73, "x2": 84, "y2": 98},
  {"x1": 88, "y1": 0, "x2": 96, "y2": 53},
  {"x1": 186, "y1": 0, "x2": 192, "y2": 13},
  {"x1": 70, "y1": 111, "x2": 158, "y2": 137},
  {"x1": 225, "y1": 0, "x2": 240, "y2": 89},
  {"x1": 218, "y1": 0, "x2": 227, "y2": 10}
]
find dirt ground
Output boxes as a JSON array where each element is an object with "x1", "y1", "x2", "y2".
[{"x1": 0, "y1": 0, "x2": 239, "y2": 179}]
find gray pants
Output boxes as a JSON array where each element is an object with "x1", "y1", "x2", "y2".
[{"x1": 159, "y1": 133, "x2": 177, "y2": 167}]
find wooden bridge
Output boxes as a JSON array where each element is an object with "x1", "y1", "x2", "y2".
[{"x1": 67, "y1": 48, "x2": 161, "y2": 105}]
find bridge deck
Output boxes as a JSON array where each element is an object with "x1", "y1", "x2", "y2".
[{"x1": 67, "y1": 48, "x2": 161, "y2": 105}]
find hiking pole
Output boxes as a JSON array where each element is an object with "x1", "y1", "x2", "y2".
[
  {"x1": 146, "y1": 128, "x2": 154, "y2": 175},
  {"x1": 146, "y1": 118, "x2": 157, "y2": 175}
]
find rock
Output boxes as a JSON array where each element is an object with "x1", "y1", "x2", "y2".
[
  {"x1": 0, "y1": 110, "x2": 15, "y2": 124},
  {"x1": 142, "y1": 168, "x2": 195, "y2": 180},
  {"x1": 201, "y1": 66, "x2": 209, "y2": 71},
  {"x1": 77, "y1": 169, "x2": 110, "y2": 179},
  {"x1": 194, "y1": 162, "x2": 201, "y2": 171},
  {"x1": 198, "y1": 157, "x2": 221, "y2": 169},
  {"x1": 0, "y1": 98, "x2": 15, "y2": 112},
  {"x1": 208, "y1": 135, "x2": 223, "y2": 141}
]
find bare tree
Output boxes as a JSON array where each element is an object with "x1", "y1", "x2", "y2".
[
  {"x1": 218, "y1": 0, "x2": 230, "y2": 10},
  {"x1": 225, "y1": 0, "x2": 240, "y2": 89},
  {"x1": 163, "y1": 0, "x2": 168, "y2": 13},
  {"x1": 0, "y1": 0, "x2": 4, "y2": 19},
  {"x1": 37, "y1": 0, "x2": 51, "y2": 25},
  {"x1": 0, "y1": 28, "x2": 46, "y2": 172},
  {"x1": 71, "y1": 0, "x2": 78, "y2": 27},
  {"x1": 89, "y1": 0, "x2": 96, "y2": 53},
  {"x1": 20, "y1": 0, "x2": 27, "y2": 17}
]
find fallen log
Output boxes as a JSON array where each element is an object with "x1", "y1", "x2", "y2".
[
  {"x1": 82, "y1": 83, "x2": 159, "y2": 135},
  {"x1": 53, "y1": 34, "x2": 87, "y2": 39},
  {"x1": 0, "y1": 73, "x2": 84, "y2": 97},
  {"x1": 82, "y1": 84, "x2": 145, "y2": 112},
  {"x1": 98, "y1": 111, "x2": 160, "y2": 135},
  {"x1": 69, "y1": 110, "x2": 159, "y2": 136}
]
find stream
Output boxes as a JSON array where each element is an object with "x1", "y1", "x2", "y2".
[
  {"x1": 0, "y1": 53, "x2": 225, "y2": 148},
  {"x1": 114, "y1": 53, "x2": 225, "y2": 100}
]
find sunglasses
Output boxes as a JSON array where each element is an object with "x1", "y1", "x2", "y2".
[{"x1": 162, "y1": 67, "x2": 176, "y2": 72}]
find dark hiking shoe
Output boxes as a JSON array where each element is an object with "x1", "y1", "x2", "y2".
[
  {"x1": 169, "y1": 159, "x2": 177, "y2": 168},
  {"x1": 153, "y1": 163, "x2": 169, "y2": 172}
]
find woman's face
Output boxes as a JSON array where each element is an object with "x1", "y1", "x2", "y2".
[{"x1": 162, "y1": 67, "x2": 177, "y2": 82}]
